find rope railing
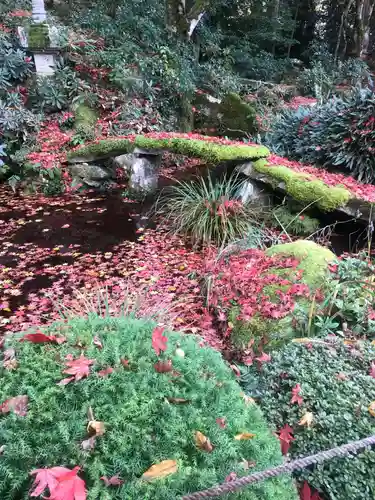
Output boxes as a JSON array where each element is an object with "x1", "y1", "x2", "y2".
[{"x1": 182, "y1": 434, "x2": 375, "y2": 499}]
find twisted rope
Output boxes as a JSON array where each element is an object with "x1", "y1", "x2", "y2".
[{"x1": 182, "y1": 434, "x2": 375, "y2": 499}]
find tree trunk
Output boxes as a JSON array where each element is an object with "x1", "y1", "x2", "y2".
[
  {"x1": 334, "y1": 0, "x2": 355, "y2": 63},
  {"x1": 32, "y1": 0, "x2": 47, "y2": 22}
]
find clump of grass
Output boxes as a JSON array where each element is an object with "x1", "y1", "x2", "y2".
[{"x1": 157, "y1": 175, "x2": 261, "y2": 247}]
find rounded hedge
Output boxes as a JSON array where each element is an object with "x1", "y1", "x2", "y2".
[
  {"x1": 243, "y1": 338, "x2": 375, "y2": 500},
  {"x1": 0, "y1": 315, "x2": 297, "y2": 500}
]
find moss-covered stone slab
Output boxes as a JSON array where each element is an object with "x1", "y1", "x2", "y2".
[{"x1": 67, "y1": 135, "x2": 269, "y2": 164}]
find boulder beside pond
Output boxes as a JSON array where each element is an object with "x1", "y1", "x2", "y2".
[{"x1": 210, "y1": 240, "x2": 335, "y2": 351}]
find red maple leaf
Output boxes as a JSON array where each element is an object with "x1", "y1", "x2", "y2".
[
  {"x1": 154, "y1": 359, "x2": 173, "y2": 373},
  {"x1": 30, "y1": 466, "x2": 86, "y2": 500},
  {"x1": 151, "y1": 326, "x2": 168, "y2": 356},
  {"x1": 21, "y1": 332, "x2": 66, "y2": 344},
  {"x1": 0, "y1": 395, "x2": 28, "y2": 416},
  {"x1": 255, "y1": 351, "x2": 272, "y2": 368},
  {"x1": 278, "y1": 424, "x2": 295, "y2": 455},
  {"x1": 100, "y1": 474, "x2": 124, "y2": 486},
  {"x1": 58, "y1": 354, "x2": 95, "y2": 385},
  {"x1": 216, "y1": 417, "x2": 227, "y2": 428},
  {"x1": 97, "y1": 367, "x2": 114, "y2": 377},
  {"x1": 370, "y1": 361, "x2": 375, "y2": 378},
  {"x1": 300, "y1": 481, "x2": 323, "y2": 500},
  {"x1": 291, "y1": 383, "x2": 303, "y2": 405}
]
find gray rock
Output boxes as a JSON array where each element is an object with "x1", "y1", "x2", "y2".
[
  {"x1": 112, "y1": 154, "x2": 134, "y2": 175},
  {"x1": 69, "y1": 163, "x2": 113, "y2": 181},
  {"x1": 129, "y1": 155, "x2": 161, "y2": 193}
]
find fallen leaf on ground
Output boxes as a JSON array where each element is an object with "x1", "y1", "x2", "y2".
[
  {"x1": 216, "y1": 417, "x2": 226, "y2": 429},
  {"x1": 141, "y1": 460, "x2": 178, "y2": 481},
  {"x1": 278, "y1": 424, "x2": 295, "y2": 455},
  {"x1": 100, "y1": 474, "x2": 124, "y2": 486},
  {"x1": 81, "y1": 436, "x2": 96, "y2": 451},
  {"x1": 30, "y1": 465, "x2": 86, "y2": 499},
  {"x1": 152, "y1": 326, "x2": 168, "y2": 356},
  {"x1": 97, "y1": 367, "x2": 114, "y2": 377},
  {"x1": 195, "y1": 431, "x2": 214, "y2": 452},
  {"x1": 230, "y1": 364, "x2": 241, "y2": 377},
  {"x1": 0, "y1": 395, "x2": 28, "y2": 416},
  {"x1": 21, "y1": 332, "x2": 66, "y2": 344},
  {"x1": 370, "y1": 362, "x2": 375, "y2": 379},
  {"x1": 225, "y1": 472, "x2": 237, "y2": 482},
  {"x1": 291, "y1": 383, "x2": 303, "y2": 405},
  {"x1": 299, "y1": 412, "x2": 314, "y2": 428},
  {"x1": 154, "y1": 360, "x2": 173, "y2": 373},
  {"x1": 166, "y1": 397, "x2": 190, "y2": 404},
  {"x1": 369, "y1": 401, "x2": 375, "y2": 416},
  {"x1": 300, "y1": 480, "x2": 323, "y2": 500},
  {"x1": 93, "y1": 336, "x2": 103, "y2": 349},
  {"x1": 58, "y1": 354, "x2": 95, "y2": 385},
  {"x1": 87, "y1": 420, "x2": 105, "y2": 436},
  {"x1": 234, "y1": 432, "x2": 256, "y2": 440}
]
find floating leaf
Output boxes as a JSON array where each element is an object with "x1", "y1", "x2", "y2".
[
  {"x1": 195, "y1": 431, "x2": 214, "y2": 452},
  {"x1": 234, "y1": 432, "x2": 256, "y2": 440},
  {"x1": 141, "y1": 460, "x2": 178, "y2": 481}
]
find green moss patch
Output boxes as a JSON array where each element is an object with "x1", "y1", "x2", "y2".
[
  {"x1": 0, "y1": 315, "x2": 297, "y2": 500},
  {"x1": 67, "y1": 136, "x2": 269, "y2": 163},
  {"x1": 218, "y1": 92, "x2": 257, "y2": 137},
  {"x1": 28, "y1": 23, "x2": 50, "y2": 49},
  {"x1": 253, "y1": 159, "x2": 351, "y2": 211},
  {"x1": 74, "y1": 103, "x2": 98, "y2": 139}
]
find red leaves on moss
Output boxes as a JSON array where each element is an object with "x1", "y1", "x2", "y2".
[
  {"x1": 97, "y1": 367, "x2": 114, "y2": 377},
  {"x1": 216, "y1": 417, "x2": 227, "y2": 429},
  {"x1": 278, "y1": 424, "x2": 295, "y2": 455},
  {"x1": 255, "y1": 352, "x2": 272, "y2": 368},
  {"x1": 58, "y1": 354, "x2": 95, "y2": 385},
  {"x1": 30, "y1": 465, "x2": 86, "y2": 500},
  {"x1": 152, "y1": 326, "x2": 168, "y2": 356},
  {"x1": 154, "y1": 359, "x2": 173, "y2": 373},
  {"x1": 291, "y1": 383, "x2": 303, "y2": 405},
  {"x1": 0, "y1": 395, "x2": 28, "y2": 416}
]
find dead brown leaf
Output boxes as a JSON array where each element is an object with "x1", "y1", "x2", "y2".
[
  {"x1": 234, "y1": 432, "x2": 256, "y2": 440},
  {"x1": 3, "y1": 359, "x2": 18, "y2": 371},
  {"x1": 154, "y1": 360, "x2": 173, "y2": 373},
  {"x1": 0, "y1": 395, "x2": 28, "y2": 416},
  {"x1": 166, "y1": 397, "x2": 190, "y2": 404},
  {"x1": 299, "y1": 412, "x2": 314, "y2": 429},
  {"x1": 195, "y1": 431, "x2": 214, "y2": 452},
  {"x1": 141, "y1": 459, "x2": 178, "y2": 481},
  {"x1": 87, "y1": 420, "x2": 105, "y2": 436},
  {"x1": 81, "y1": 436, "x2": 96, "y2": 451}
]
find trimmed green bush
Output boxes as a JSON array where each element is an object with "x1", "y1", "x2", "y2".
[
  {"x1": 67, "y1": 136, "x2": 269, "y2": 163},
  {"x1": 242, "y1": 339, "x2": 375, "y2": 500},
  {"x1": 253, "y1": 159, "x2": 351, "y2": 211},
  {"x1": 0, "y1": 315, "x2": 297, "y2": 500}
]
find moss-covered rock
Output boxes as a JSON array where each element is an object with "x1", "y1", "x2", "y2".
[
  {"x1": 28, "y1": 23, "x2": 50, "y2": 49},
  {"x1": 215, "y1": 242, "x2": 335, "y2": 351},
  {"x1": 67, "y1": 135, "x2": 269, "y2": 163},
  {"x1": 253, "y1": 159, "x2": 351, "y2": 212},
  {"x1": 73, "y1": 103, "x2": 98, "y2": 140},
  {"x1": 218, "y1": 92, "x2": 257, "y2": 138}
]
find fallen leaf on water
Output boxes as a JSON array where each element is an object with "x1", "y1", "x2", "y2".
[
  {"x1": 100, "y1": 474, "x2": 124, "y2": 487},
  {"x1": 195, "y1": 431, "x2": 214, "y2": 452},
  {"x1": 166, "y1": 397, "x2": 190, "y2": 404},
  {"x1": 234, "y1": 432, "x2": 256, "y2": 440},
  {"x1": 141, "y1": 460, "x2": 178, "y2": 481},
  {"x1": 87, "y1": 420, "x2": 105, "y2": 436},
  {"x1": 299, "y1": 412, "x2": 314, "y2": 428}
]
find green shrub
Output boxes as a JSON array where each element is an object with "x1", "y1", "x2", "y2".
[
  {"x1": 157, "y1": 175, "x2": 261, "y2": 247},
  {"x1": 269, "y1": 205, "x2": 319, "y2": 236},
  {"x1": 0, "y1": 315, "x2": 297, "y2": 500},
  {"x1": 217, "y1": 93, "x2": 257, "y2": 138},
  {"x1": 294, "y1": 252, "x2": 375, "y2": 338},
  {"x1": 242, "y1": 339, "x2": 375, "y2": 500},
  {"x1": 0, "y1": 33, "x2": 33, "y2": 90}
]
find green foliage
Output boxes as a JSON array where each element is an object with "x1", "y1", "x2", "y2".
[
  {"x1": 266, "y1": 89, "x2": 375, "y2": 182},
  {"x1": 242, "y1": 339, "x2": 375, "y2": 500},
  {"x1": 156, "y1": 175, "x2": 261, "y2": 247},
  {"x1": 217, "y1": 93, "x2": 257, "y2": 138},
  {"x1": 0, "y1": 315, "x2": 297, "y2": 500},
  {"x1": 233, "y1": 52, "x2": 293, "y2": 83},
  {"x1": 294, "y1": 252, "x2": 375, "y2": 339},
  {"x1": 67, "y1": 136, "x2": 269, "y2": 163},
  {"x1": 253, "y1": 159, "x2": 351, "y2": 211},
  {"x1": 0, "y1": 94, "x2": 40, "y2": 142},
  {"x1": 0, "y1": 33, "x2": 33, "y2": 90},
  {"x1": 269, "y1": 205, "x2": 319, "y2": 236},
  {"x1": 73, "y1": 103, "x2": 98, "y2": 139}
]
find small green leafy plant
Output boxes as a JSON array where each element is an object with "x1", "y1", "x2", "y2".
[
  {"x1": 242, "y1": 338, "x2": 375, "y2": 500},
  {"x1": 0, "y1": 315, "x2": 297, "y2": 499},
  {"x1": 157, "y1": 175, "x2": 261, "y2": 247}
]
